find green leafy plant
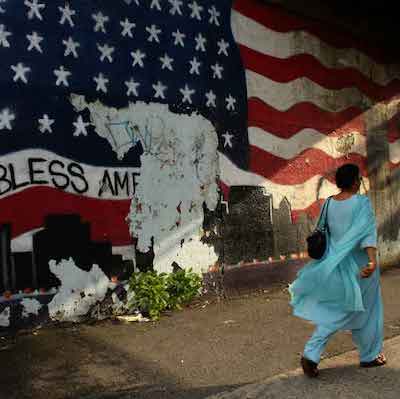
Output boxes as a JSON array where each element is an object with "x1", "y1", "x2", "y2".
[
  {"x1": 166, "y1": 268, "x2": 202, "y2": 310},
  {"x1": 128, "y1": 271, "x2": 169, "y2": 320},
  {"x1": 128, "y1": 269, "x2": 202, "y2": 320}
]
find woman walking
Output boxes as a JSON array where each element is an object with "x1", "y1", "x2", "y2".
[{"x1": 289, "y1": 164, "x2": 386, "y2": 378}]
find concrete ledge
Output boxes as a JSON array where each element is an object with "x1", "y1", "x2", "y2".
[
  {"x1": 204, "y1": 259, "x2": 400, "y2": 298},
  {"x1": 203, "y1": 259, "x2": 306, "y2": 297}
]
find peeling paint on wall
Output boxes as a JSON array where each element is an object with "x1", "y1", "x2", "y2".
[
  {"x1": 72, "y1": 97, "x2": 220, "y2": 274},
  {"x1": 129, "y1": 113, "x2": 220, "y2": 273},
  {"x1": 21, "y1": 298, "x2": 42, "y2": 318},
  {"x1": 48, "y1": 258, "x2": 110, "y2": 322},
  {"x1": 0, "y1": 307, "x2": 10, "y2": 327},
  {"x1": 335, "y1": 133, "x2": 356, "y2": 155}
]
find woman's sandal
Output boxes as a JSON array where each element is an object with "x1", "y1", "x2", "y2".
[
  {"x1": 360, "y1": 353, "x2": 387, "y2": 368},
  {"x1": 301, "y1": 356, "x2": 319, "y2": 378}
]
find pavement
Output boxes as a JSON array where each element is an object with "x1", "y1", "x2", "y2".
[
  {"x1": 205, "y1": 335, "x2": 400, "y2": 399},
  {"x1": 1, "y1": 266, "x2": 400, "y2": 399}
]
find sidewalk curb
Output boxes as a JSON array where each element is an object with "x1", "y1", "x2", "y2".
[{"x1": 205, "y1": 335, "x2": 400, "y2": 399}]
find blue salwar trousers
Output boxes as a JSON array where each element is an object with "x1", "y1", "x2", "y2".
[{"x1": 304, "y1": 277, "x2": 383, "y2": 364}]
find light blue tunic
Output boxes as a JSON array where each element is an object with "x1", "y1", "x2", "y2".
[{"x1": 289, "y1": 194, "x2": 383, "y2": 362}]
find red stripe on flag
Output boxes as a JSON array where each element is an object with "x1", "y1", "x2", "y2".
[
  {"x1": 218, "y1": 181, "x2": 230, "y2": 201},
  {"x1": 239, "y1": 45, "x2": 400, "y2": 101},
  {"x1": 248, "y1": 97, "x2": 364, "y2": 137},
  {"x1": 0, "y1": 186, "x2": 133, "y2": 245},
  {"x1": 291, "y1": 200, "x2": 324, "y2": 221},
  {"x1": 249, "y1": 145, "x2": 368, "y2": 185}
]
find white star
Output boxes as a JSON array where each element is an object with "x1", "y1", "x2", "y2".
[
  {"x1": 169, "y1": 0, "x2": 183, "y2": 15},
  {"x1": 24, "y1": 0, "x2": 45, "y2": 21},
  {"x1": 180, "y1": 85, "x2": 195, "y2": 104},
  {"x1": 226, "y1": 95, "x2": 236, "y2": 111},
  {"x1": 11, "y1": 63, "x2": 31, "y2": 84},
  {"x1": 0, "y1": 108, "x2": 15, "y2": 131},
  {"x1": 208, "y1": 5, "x2": 220, "y2": 26},
  {"x1": 38, "y1": 114, "x2": 54, "y2": 133},
  {"x1": 188, "y1": 1, "x2": 203, "y2": 20},
  {"x1": 150, "y1": 0, "x2": 161, "y2": 10},
  {"x1": 172, "y1": 29, "x2": 185, "y2": 47},
  {"x1": 125, "y1": 78, "x2": 140, "y2": 96},
  {"x1": 92, "y1": 12, "x2": 109, "y2": 33},
  {"x1": 205, "y1": 90, "x2": 216, "y2": 107},
  {"x1": 54, "y1": 66, "x2": 71, "y2": 87},
  {"x1": 146, "y1": 24, "x2": 162, "y2": 43},
  {"x1": 189, "y1": 57, "x2": 201, "y2": 75},
  {"x1": 222, "y1": 132, "x2": 234, "y2": 148},
  {"x1": 120, "y1": 18, "x2": 135, "y2": 37},
  {"x1": 211, "y1": 63, "x2": 223, "y2": 79},
  {"x1": 131, "y1": 49, "x2": 146, "y2": 67},
  {"x1": 0, "y1": 24, "x2": 12, "y2": 48},
  {"x1": 94, "y1": 73, "x2": 109, "y2": 93},
  {"x1": 152, "y1": 81, "x2": 167, "y2": 99},
  {"x1": 217, "y1": 39, "x2": 230, "y2": 56},
  {"x1": 26, "y1": 31, "x2": 43, "y2": 53},
  {"x1": 73, "y1": 115, "x2": 90, "y2": 137},
  {"x1": 59, "y1": 3, "x2": 76, "y2": 27},
  {"x1": 0, "y1": 0, "x2": 6, "y2": 14},
  {"x1": 62, "y1": 36, "x2": 80, "y2": 58},
  {"x1": 97, "y1": 43, "x2": 115, "y2": 63},
  {"x1": 160, "y1": 53, "x2": 174, "y2": 71},
  {"x1": 194, "y1": 33, "x2": 206, "y2": 52}
]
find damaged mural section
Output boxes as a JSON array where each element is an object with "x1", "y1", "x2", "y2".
[
  {"x1": 72, "y1": 96, "x2": 221, "y2": 274},
  {"x1": 47, "y1": 258, "x2": 110, "y2": 322},
  {"x1": 0, "y1": 257, "x2": 138, "y2": 325},
  {"x1": 0, "y1": 99, "x2": 223, "y2": 327},
  {"x1": 0, "y1": 0, "x2": 243, "y2": 328}
]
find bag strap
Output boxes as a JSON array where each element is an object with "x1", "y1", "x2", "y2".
[
  {"x1": 323, "y1": 196, "x2": 331, "y2": 234},
  {"x1": 317, "y1": 196, "x2": 332, "y2": 233}
]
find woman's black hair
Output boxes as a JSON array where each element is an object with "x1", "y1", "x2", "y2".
[{"x1": 335, "y1": 164, "x2": 360, "y2": 190}]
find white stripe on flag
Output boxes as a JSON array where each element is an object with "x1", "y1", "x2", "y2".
[
  {"x1": 0, "y1": 149, "x2": 139, "y2": 200},
  {"x1": 248, "y1": 126, "x2": 367, "y2": 159},
  {"x1": 231, "y1": 10, "x2": 398, "y2": 86},
  {"x1": 219, "y1": 152, "x2": 370, "y2": 210},
  {"x1": 246, "y1": 70, "x2": 373, "y2": 113}
]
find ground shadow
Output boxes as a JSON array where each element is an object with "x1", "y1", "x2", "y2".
[{"x1": 0, "y1": 323, "x2": 244, "y2": 399}]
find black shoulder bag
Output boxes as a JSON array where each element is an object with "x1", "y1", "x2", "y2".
[{"x1": 306, "y1": 197, "x2": 332, "y2": 259}]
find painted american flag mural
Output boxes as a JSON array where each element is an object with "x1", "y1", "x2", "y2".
[
  {"x1": 0, "y1": 0, "x2": 400, "y2": 258},
  {"x1": 0, "y1": 0, "x2": 248, "y2": 252},
  {"x1": 224, "y1": 0, "x2": 400, "y2": 220}
]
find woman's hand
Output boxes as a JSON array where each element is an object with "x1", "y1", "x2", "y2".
[{"x1": 360, "y1": 262, "x2": 376, "y2": 278}]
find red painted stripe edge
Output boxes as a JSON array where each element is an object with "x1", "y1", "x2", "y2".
[{"x1": 0, "y1": 186, "x2": 133, "y2": 245}]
